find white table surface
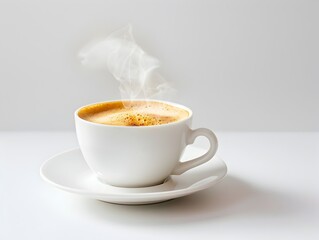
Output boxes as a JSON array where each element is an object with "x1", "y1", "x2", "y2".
[{"x1": 1, "y1": 132, "x2": 318, "y2": 240}]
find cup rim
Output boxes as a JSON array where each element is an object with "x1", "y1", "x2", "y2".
[{"x1": 74, "y1": 99, "x2": 193, "y2": 128}]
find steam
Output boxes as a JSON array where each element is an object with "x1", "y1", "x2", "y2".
[{"x1": 79, "y1": 25, "x2": 173, "y2": 102}]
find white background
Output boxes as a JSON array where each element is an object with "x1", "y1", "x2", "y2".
[
  {"x1": 0, "y1": 0, "x2": 318, "y2": 131},
  {"x1": 1, "y1": 1, "x2": 318, "y2": 239}
]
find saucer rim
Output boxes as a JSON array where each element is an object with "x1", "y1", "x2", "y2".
[{"x1": 40, "y1": 147, "x2": 227, "y2": 201}]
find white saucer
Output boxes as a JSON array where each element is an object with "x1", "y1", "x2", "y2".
[{"x1": 40, "y1": 146, "x2": 227, "y2": 205}]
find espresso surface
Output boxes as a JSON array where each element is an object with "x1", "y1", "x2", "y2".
[{"x1": 78, "y1": 101, "x2": 189, "y2": 126}]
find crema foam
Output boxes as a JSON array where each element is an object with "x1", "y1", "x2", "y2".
[{"x1": 78, "y1": 101, "x2": 189, "y2": 126}]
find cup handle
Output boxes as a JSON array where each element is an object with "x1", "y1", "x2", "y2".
[{"x1": 172, "y1": 128, "x2": 218, "y2": 175}]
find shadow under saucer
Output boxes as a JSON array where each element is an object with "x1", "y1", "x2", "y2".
[{"x1": 69, "y1": 175, "x2": 294, "y2": 226}]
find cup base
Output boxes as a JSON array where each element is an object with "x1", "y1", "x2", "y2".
[{"x1": 96, "y1": 176, "x2": 169, "y2": 188}]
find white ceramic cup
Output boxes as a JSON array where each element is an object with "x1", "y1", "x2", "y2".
[{"x1": 75, "y1": 100, "x2": 218, "y2": 188}]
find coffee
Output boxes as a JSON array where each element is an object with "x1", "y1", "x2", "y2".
[
  {"x1": 78, "y1": 101, "x2": 189, "y2": 126},
  {"x1": 75, "y1": 100, "x2": 218, "y2": 187}
]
